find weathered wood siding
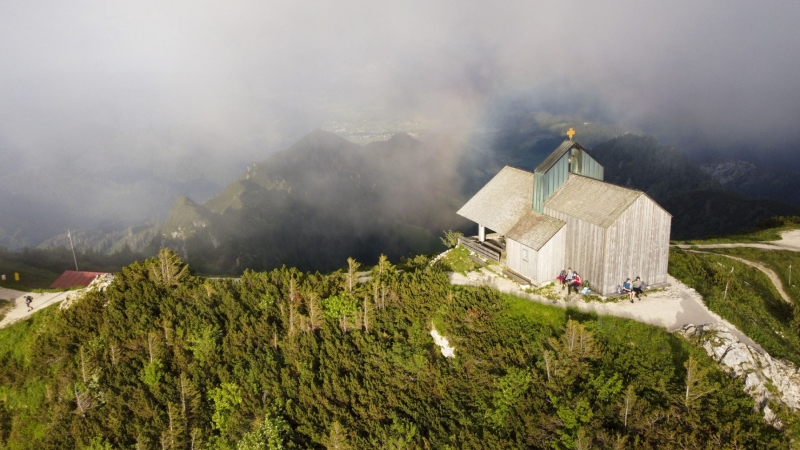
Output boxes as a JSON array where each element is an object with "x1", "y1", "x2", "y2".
[
  {"x1": 507, "y1": 238, "x2": 535, "y2": 283},
  {"x1": 543, "y1": 206, "x2": 606, "y2": 291},
  {"x1": 536, "y1": 226, "x2": 567, "y2": 283},
  {"x1": 602, "y1": 196, "x2": 671, "y2": 294},
  {"x1": 506, "y1": 226, "x2": 566, "y2": 284}
]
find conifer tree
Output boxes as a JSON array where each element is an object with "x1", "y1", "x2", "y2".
[
  {"x1": 683, "y1": 356, "x2": 717, "y2": 409},
  {"x1": 346, "y1": 257, "x2": 360, "y2": 294},
  {"x1": 148, "y1": 248, "x2": 190, "y2": 289},
  {"x1": 323, "y1": 421, "x2": 350, "y2": 450}
]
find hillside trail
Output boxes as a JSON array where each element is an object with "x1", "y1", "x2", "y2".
[
  {"x1": 0, "y1": 287, "x2": 72, "y2": 328},
  {"x1": 683, "y1": 249, "x2": 793, "y2": 304},
  {"x1": 674, "y1": 229, "x2": 800, "y2": 252},
  {"x1": 449, "y1": 268, "x2": 764, "y2": 351},
  {"x1": 674, "y1": 229, "x2": 799, "y2": 305},
  {"x1": 448, "y1": 229, "x2": 800, "y2": 352}
]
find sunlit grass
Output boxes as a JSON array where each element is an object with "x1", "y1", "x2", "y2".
[
  {"x1": 702, "y1": 247, "x2": 800, "y2": 305},
  {"x1": 669, "y1": 249, "x2": 800, "y2": 364},
  {"x1": 0, "y1": 258, "x2": 60, "y2": 291},
  {"x1": 0, "y1": 305, "x2": 58, "y2": 366},
  {"x1": 437, "y1": 245, "x2": 478, "y2": 275}
]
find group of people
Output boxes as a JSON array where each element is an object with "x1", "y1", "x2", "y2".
[
  {"x1": 556, "y1": 268, "x2": 647, "y2": 302},
  {"x1": 620, "y1": 277, "x2": 645, "y2": 303},
  {"x1": 557, "y1": 267, "x2": 582, "y2": 295}
]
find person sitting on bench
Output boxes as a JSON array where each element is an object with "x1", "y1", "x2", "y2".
[
  {"x1": 561, "y1": 268, "x2": 574, "y2": 290},
  {"x1": 568, "y1": 273, "x2": 582, "y2": 295},
  {"x1": 622, "y1": 278, "x2": 634, "y2": 303},
  {"x1": 632, "y1": 277, "x2": 644, "y2": 300}
]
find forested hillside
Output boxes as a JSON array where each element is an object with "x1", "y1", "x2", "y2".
[
  {"x1": 589, "y1": 135, "x2": 800, "y2": 239},
  {"x1": 0, "y1": 250, "x2": 786, "y2": 448},
  {"x1": 700, "y1": 160, "x2": 800, "y2": 209}
]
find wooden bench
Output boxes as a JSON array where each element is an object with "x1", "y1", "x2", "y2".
[{"x1": 603, "y1": 282, "x2": 671, "y2": 298}]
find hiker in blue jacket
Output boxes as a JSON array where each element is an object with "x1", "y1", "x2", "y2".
[{"x1": 623, "y1": 278, "x2": 634, "y2": 303}]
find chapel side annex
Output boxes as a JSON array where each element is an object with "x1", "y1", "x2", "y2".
[{"x1": 456, "y1": 138, "x2": 672, "y2": 296}]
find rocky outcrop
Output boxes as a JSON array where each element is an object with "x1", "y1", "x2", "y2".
[
  {"x1": 430, "y1": 328, "x2": 455, "y2": 358},
  {"x1": 59, "y1": 273, "x2": 115, "y2": 311},
  {"x1": 679, "y1": 322, "x2": 800, "y2": 428}
]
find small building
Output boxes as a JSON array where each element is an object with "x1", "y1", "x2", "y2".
[
  {"x1": 50, "y1": 270, "x2": 108, "y2": 289},
  {"x1": 457, "y1": 140, "x2": 671, "y2": 295}
]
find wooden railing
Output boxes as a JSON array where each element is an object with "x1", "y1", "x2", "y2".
[{"x1": 458, "y1": 236, "x2": 501, "y2": 262}]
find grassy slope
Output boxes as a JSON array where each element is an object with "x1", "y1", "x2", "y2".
[
  {"x1": 668, "y1": 226, "x2": 800, "y2": 364},
  {"x1": 672, "y1": 227, "x2": 787, "y2": 245},
  {"x1": 669, "y1": 249, "x2": 800, "y2": 364},
  {"x1": 701, "y1": 247, "x2": 800, "y2": 304},
  {"x1": 0, "y1": 258, "x2": 60, "y2": 291}
]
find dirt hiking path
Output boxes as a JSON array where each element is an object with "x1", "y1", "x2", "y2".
[
  {"x1": 684, "y1": 250, "x2": 793, "y2": 304},
  {"x1": 449, "y1": 229, "x2": 800, "y2": 352},
  {"x1": 0, "y1": 287, "x2": 72, "y2": 328},
  {"x1": 449, "y1": 268, "x2": 764, "y2": 351},
  {"x1": 674, "y1": 230, "x2": 800, "y2": 252}
]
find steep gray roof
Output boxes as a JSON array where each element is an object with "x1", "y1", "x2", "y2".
[
  {"x1": 506, "y1": 210, "x2": 565, "y2": 250},
  {"x1": 544, "y1": 175, "x2": 642, "y2": 228},
  {"x1": 457, "y1": 166, "x2": 533, "y2": 234},
  {"x1": 535, "y1": 141, "x2": 585, "y2": 173}
]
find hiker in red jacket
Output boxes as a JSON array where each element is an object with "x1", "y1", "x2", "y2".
[{"x1": 568, "y1": 273, "x2": 582, "y2": 295}]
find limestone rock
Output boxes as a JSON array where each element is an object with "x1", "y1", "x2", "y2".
[
  {"x1": 430, "y1": 328, "x2": 455, "y2": 358},
  {"x1": 59, "y1": 273, "x2": 115, "y2": 310},
  {"x1": 679, "y1": 322, "x2": 800, "y2": 428}
]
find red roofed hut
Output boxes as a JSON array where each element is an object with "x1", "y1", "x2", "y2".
[{"x1": 50, "y1": 270, "x2": 107, "y2": 289}]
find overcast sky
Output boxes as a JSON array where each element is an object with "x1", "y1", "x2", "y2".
[{"x1": 1, "y1": 1, "x2": 799, "y2": 180}]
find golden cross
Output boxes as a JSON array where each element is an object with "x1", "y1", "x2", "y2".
[{"x1": 567, "y1": 127, "x2": 576, "y2": 141}]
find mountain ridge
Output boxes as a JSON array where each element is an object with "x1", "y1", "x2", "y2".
[{"x1": 159, "y1": 130, "x2": 473, "y2": 274}]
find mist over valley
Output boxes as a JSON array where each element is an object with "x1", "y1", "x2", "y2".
[{"x1": 2, "y1": 1, "x2": 800, "y2": 272}]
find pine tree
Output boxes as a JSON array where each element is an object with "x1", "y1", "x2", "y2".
[
  {"x1": 346, "y1": 257, "x2": 360, "y2": 295},
  {"x1": 683, "y1": 356, "x2": 717, "y2": 409},
  {"x1": 148, "y1": 248, "x2": 190, "y2": 289},
  {"x1": 323, "y1": 421, "x2": 350, "y2": 450}
]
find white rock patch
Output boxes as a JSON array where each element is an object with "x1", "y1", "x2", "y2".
[
  {"x1": 59, "y1": 273, "x2": 115, "y2": 310},
  {"x1": 679, "y1": 322, "x2": 800, "y2": 428},
  {"x1": 430, "y1": 328, "x2": 455, "y2": 358}
]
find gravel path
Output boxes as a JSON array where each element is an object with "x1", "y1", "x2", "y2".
[
  {"x1": 684, "y1": 250, "x2": 794, "y2": 304},
  {"x1": 447, "y1": 230, "x2": 800, "y2": 351},
  {"x1": 449, "y1": 268, "x2": 764, "y2": 351},
  {"x1": 674, "y1": 230, "x2": 800, "y2": 252},
  {"x1": 0, "y1": 287, "x2": 72, "y2": 328}
]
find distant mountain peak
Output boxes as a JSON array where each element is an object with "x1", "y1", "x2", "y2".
[
  {"x1": 296, "y1": 129, "x2": 354, "y2": 147},
  {"x1": 386, "y1": 132, "x2": 419, "y2": 146}
]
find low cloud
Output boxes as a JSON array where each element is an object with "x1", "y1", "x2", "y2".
[{"x1": 1, "y1": 1, "x2": 798, "y2": 242}]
